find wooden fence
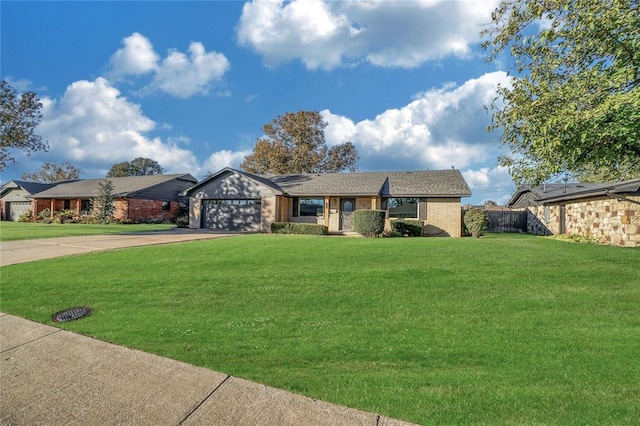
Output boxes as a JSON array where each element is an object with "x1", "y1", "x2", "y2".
[{"x1": 486, "y1": 210, "x2": 528, "y2": 233}]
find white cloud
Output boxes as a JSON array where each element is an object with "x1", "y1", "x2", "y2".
[
  {"x1": 106, "y1": 33, "x2": 230, "y2": 98},
  {"x1": 107, "y1": 32, "x2": 159, "y2": 79},
  {"x1": 4, "y1": 76, "x2": 34, "y2": 92},
  {"x1": 202, "y1": 149, "x2": 252, "y2": 173},
  {"x1": 237, "y1": 0, "x2": 350, "y2": 69},
  {"x1": 38, "y1": 77, "x2": 199, "y2": 175},
  {"x1": 462, "y1": 166, "x2": 515, "y2": 204},
  {"x1": 152, "y1": 42, "x2": 230, "y2": 98},
  {"x1": 322, "y1": 71, "x2": 510, "y2": 170},
  {"x1": 237, "y1": 0, "x2": 500, "y2": 69}
]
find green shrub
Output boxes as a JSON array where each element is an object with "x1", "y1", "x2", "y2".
[
  {"x1": 461, "y1": 209, "x2": 470, "y2": 236},
  {"x1": 389, "y1": 219, "x2": 423, "y2": 237},
  {"x1": 55, "y1": 209, "x2": 77, "y2": 223},
  {"x1": 353, "y1": 209, "x2": 386, "y2": 237},
  {"x1": 463, "y1": 208, "x2": 489, "y2": 238},
  {"x1": 77, "y1": 215, "x2": 100, "y2": 224},
  {"x1": 17, "y1": 210, "x2": 34, "y2": 222},
  {"x1": 36, "y1": 208, "x2": 52, "y2": 223},
  {"x1": 547, "y1": 234, "x2": 603, "y2": 245},
  {"x1": 38, "y1": 208, "x2": 51, "y2": 220},
  {"x1": 175, "y1": 214, "x2": 189, "y2": 228},
  {"x1": 271, "y1": 222, "x2": 328, "y2": 235}
]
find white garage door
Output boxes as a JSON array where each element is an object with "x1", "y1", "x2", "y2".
[
  {"x1": 7, "y1": 202, "x2": 31, "y2": 221},
  {"x1": 203, "y1": 199, "x2": 261, "y2": 231}
]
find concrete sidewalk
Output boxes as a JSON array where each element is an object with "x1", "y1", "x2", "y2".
[
  {"x1": 0, "y1": 229, "x2": 238, "y2": 266},
  {"x1": 0, "y1": 313, "x2": 414, "y2": 425}
]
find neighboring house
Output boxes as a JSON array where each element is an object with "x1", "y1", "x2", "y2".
[
  {"x1": 30, "y1": 174, "x2": 197, "y2": 222},
  {"x1": 507, "y1": 179, "x2": 640, "y2": 247},
  {"x1": 184, "y1": 167, "x2": 471, "y2": 236},
  {"x1": 0, "y1": 180, "x2": 58, "y2": 221}
]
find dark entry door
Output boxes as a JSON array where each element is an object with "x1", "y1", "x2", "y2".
[{"x1": 340, "y1": 199, "x2": 355, "y2": 231}]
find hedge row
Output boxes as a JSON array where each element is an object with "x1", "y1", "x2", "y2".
[
  {"x1": 389, "y1": 219, "x2": 423, "y2": 237},
  {"x1": 271, "y1": 222, "x2": 328, "y2": 235}
]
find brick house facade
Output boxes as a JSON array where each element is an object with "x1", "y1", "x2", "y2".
[
  {"x1": 185, "y1": 168, "x2": 471, "y2": 236},
  {"x1": 29, "y1": 174, "x2": 196, "y2": 222}
]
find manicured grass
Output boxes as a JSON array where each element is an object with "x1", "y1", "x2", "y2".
[
  {"x1": 0, "y1": 221, "x2": 175, "y2": 241},
  {"x1": 1, "y1": 234, "x2": 639, "y2": 424}
]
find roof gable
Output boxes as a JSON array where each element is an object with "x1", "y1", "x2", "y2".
[
  {"x1": 1, "y1": 180, "x2": 58, "y2": 197},
  {"x1": 183, "y1": 168, "x2": 283, "y2": 196}
]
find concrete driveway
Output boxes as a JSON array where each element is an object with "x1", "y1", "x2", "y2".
[{"x1": 0, "y1": 228, "x2": 238, "y2": 266}]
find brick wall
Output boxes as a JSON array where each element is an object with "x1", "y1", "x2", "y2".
[
  {"x1": 124, "y1": 198, "x2": 180, "y2": 222},
  {"x1": 424, "y1": 198, "x2": 462, "y2": 237},
  {"x1": 261, "y1": 196, "x2": 277, "y2": 231}
]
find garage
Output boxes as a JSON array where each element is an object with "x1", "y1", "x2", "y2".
[
  {"x1": 202, "y1": 199, "x2": 261, "y2": 231},
  {"x1": 7, "y1": 201, "x2": 32, "y2": 221}
]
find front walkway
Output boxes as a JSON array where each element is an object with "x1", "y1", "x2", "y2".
[{"x1": 0, "y1": 313, "x2": 414, "y2": 425}]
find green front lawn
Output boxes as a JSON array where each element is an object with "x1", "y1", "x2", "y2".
[
  {"x1": 0, "y1": 221, "x2": 175, "y2": 241},
  {"x1": 1, "y1": 234, "x2": 638, "y2": 424}
]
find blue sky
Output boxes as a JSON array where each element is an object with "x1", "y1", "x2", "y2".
[{"x1": 2, "y1": 0, "x2": 516, "y2": 204}]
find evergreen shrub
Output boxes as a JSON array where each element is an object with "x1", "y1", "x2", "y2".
[
  {"x1": 353, "y1": 209, "x2": 386, "y2": 237},
  {"x1": 463, "y1": 208, "x2": 489, "y2": 238},
  {"x1": 389, "y1": 219, "x2": 423, "y2": 237},
  {"x1": 271, "y1": 222, "x2": 328, "y2": 235}
]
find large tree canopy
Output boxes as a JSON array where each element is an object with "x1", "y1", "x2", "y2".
[
  {"x1": 0, "y1": 80, "x2": 48, "y2": 172},
  {"x1": 21, "y1": 161, "x2": 83, "y2": 183},
  {"x1": 241, "y1": 111, "x2": 358, "y2": 174},
  {"x1": 482, "y1": 0, "x2": 640, "y2": 185},
  {"x1": 106, "y1": 157, "x2": 164, "y2": 177}
]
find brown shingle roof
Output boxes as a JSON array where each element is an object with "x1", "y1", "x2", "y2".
[
  {"x1": 184, "y1": 168, "x2": 471, "y2": 198},
  {"x1": 31, "y1": 174, "x2": 197, "y2": 198},
  {"x1": 270, "y1": 169, "x2": 471, "y2": 197}
]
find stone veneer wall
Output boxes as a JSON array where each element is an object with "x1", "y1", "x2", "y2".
[
  {"x1": 525, "y1": 205, "x2": 561, "y2": 236},
  {"x1": 526, "y1": 195, "x2": 640, "y2": 247},
  {"x1": 565, "y1": 195, "x2": 639, "y2": 247}
]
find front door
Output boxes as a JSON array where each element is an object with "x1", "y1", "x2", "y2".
[{"x1": 340, "y1": 198, "x2": 355, "y2": 231}]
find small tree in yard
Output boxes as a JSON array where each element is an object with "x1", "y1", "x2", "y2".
[
  {"x1": 93, "y1": 180, "x2": 115, "y2": 222},
  {"x1": 464, "y1": 208, "x2": 489, "y2": 238}
]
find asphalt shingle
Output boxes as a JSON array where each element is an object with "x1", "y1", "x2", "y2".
[{"x1": 30, "y1": 174, "x2": 196, "y2": 198}]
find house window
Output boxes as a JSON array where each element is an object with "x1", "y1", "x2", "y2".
[
  {"x1": 385, "y1": 198, "x2": 418, "y2": 219},
  {"x1": 162, "y1": 201, "x2": 171, "y2": 211},
  {"x1": 299, "y1": 198, "x2": 324, "y2": 217},
  {"x1": 63, "y1": 200, "x2": 71, "y2": 210},
  {"x1": 81, "y1": 200, "x2": 91, "y2": 214}
]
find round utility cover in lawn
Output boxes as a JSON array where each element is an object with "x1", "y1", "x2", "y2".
[{"x1": 51, "y1": 307, "x2": 92, "y2": 323}]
